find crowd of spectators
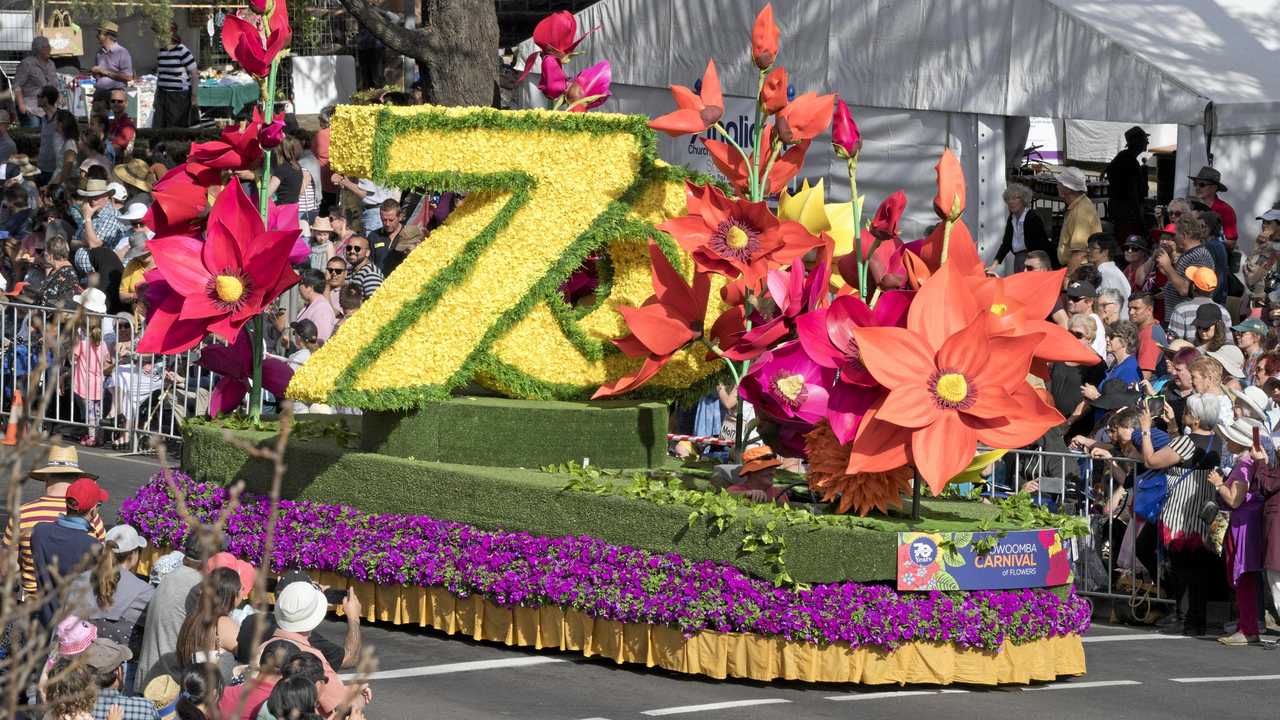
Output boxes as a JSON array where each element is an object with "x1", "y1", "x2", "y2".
[
  {"x1": 1, "y1": 66, "x2": 447, "y2": 437},
  {"x1": 3, "y1": 446, "x2": 373, "y2": 718}
]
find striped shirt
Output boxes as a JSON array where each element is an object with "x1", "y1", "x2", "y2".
[
  {"x1": 4, "y1": 494, "x2": 105, "y2": 596},
  {"x1": 156, "y1": 44, "x2": 197, "y2": 92},
  {"x1": 350, "y1": 262, "x2": 384, "y2": 299},
  {"x1": 1158, "y1": 433, "x2": 1221, "y2": 551}
]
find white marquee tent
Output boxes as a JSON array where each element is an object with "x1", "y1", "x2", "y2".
[{"x1": 518, "y1": 0, "x2": 1280, "y2": 256}]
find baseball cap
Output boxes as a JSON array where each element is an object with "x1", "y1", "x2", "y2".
[
  {"x1": 274, "y1": 581, "x2": 329, "y2": 633},
  {"x1": 1193, "y1": 303, "x2": 1223, "y2": 329},
  {"x1": 1065, "y1": 281, "x2": 1097, "y2": 299},
  {"x1": 1185, "y1": 266, "x2": 1219, "y2": 294},
  {"x1": 1258, "y1": 205, "x2": 1280, "y2": 223},
  {"x1": 1159, "y1": 223, "x2": 1178, "y2": 236},
  {"x1": 1233, "y1": 318, "x2": 1269, "y2": 335},
  {"x1": 105, "y1": 524, "x2": 149, "y2": 554},
  {"x1": 1122, "y1": 234, "x2": 1150, "y2": 252},
  {"x1": 66, "y1": 477, "x2": 109, "y2": 512},
  {"x1": 83, "y1": 637, "x2": 132, "y2": 673}
]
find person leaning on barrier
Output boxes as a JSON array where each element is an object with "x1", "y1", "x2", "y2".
[{"x1": 39, "y1": 235, "x2": 79, "y2": 309}]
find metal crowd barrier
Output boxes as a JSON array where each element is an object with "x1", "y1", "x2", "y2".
[
  {"x1": 0, "y1": 300, "x2": 224, "y2": 453},
  {"x1": 981, "y1": 445, "x2": 1173, "y2": 619}
]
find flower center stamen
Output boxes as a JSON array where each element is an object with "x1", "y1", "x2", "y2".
[
  {"x1": 929, "y1": 369, "x2": 976, "y2": 410},
  {"x1": 710, "y1": 219, "x2": 761, "y2": 263},
  {"x1": 214, "y1": 275, "x2": 245, "y2": 303},
  {"x1": 990, "y1": 303, "x2": 1008, "y2": 315},
  {"x1": 772, "y1": 373, "x2": 806, "y2": 408}
]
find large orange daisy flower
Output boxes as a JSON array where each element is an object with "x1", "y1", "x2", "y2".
[
  {"x1": 849, "y1": 264, "x2": 1063, "y2": 495},
  {"x1": 658, "y1": 182, "x2": 821, "y2": 286}
]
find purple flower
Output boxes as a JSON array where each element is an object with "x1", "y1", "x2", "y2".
[{"x1": 119, "y1": 471, "x2": 1092, "y2": 652}]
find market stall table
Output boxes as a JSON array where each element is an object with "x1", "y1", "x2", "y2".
[{"x1": 197, "y1": 81, "x2": 260, "y2": 117}]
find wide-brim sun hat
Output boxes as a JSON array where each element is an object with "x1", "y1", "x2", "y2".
[
  {"x1": 30, "y1": 445, "x2": 95, "y2": 478},
  {"x1": 274, "y1": 581, "x2": 329, "y2": 633},
  {"x1": 1208, "y1": 344, "x2": 1246, "y2": 380},
  {"x1": 1216, "y1": 417, "x2": 1263, "y2": 448}
]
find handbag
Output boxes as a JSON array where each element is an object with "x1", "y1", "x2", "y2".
[
  {"x1": 1133, "y1": 466, "x2": 1189, "y2": 524},
  {"x1": 42, "y1": 11, "x2": 84, "y2": 58}
]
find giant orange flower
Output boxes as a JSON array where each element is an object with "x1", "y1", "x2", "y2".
[
  {"x1": 849, "y1": 264, "x2": 1063, "y2": 494},
  {"x1": 593, "y1": 242, "x2": 709, "y2": 398},
  {"x1": 775, "y1": 92, "x2": 834, "y2": 144},
  {"x1": 649, "y1": 60, "x2": 724, "y2": 136},
  {"x1": 969, "y1": 269, "x2": 1102, "y2": 366},
  {"x1": 657, "y1": 182, "x2": 822, "y2": 286}
]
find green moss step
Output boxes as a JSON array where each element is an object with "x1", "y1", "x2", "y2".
[{"x1": 360, "y1": 396, "x2": 668, "y2": 469}]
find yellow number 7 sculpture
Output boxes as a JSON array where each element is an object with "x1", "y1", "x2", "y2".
[{"x1": 287, "y1": 105, "x2": 726, "y2": 409}]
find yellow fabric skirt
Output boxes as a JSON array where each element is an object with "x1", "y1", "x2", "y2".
[{"x1": 141, "y1": 551, "x2": 1086, "y2": 685}]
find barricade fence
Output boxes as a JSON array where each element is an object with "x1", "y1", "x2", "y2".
[
  {"x1": 979, "y1": 445, "x2": 1172, "y2": 618},
  {"x1": 0, "y1": 301, "x2": 229, "y2": 453}
]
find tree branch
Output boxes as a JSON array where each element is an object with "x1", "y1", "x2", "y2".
[{"x1": 335, "y1": 0, "x2": 436, "y2": 62}]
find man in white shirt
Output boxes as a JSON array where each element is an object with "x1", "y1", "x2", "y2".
[
  {"x1": 332, "y1": 173, "x2": 397, "y2": 234},
  {"x1": 1087, "y1": 233, "x2": 1130, "y2": 319}
]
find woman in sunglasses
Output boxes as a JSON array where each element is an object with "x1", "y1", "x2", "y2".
[{"x1": 1189, "y1": 166, "x2": 1238, "y2": 246}]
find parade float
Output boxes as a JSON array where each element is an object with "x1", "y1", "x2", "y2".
[{"x1": 124, "y1": 3, "x2": 1092, "y2": 685}]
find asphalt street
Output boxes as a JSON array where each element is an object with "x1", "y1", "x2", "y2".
[{"x1": 7, "y1": 447, "x2": 1279, "y2": 720}]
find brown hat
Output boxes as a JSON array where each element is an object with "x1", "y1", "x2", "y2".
[
  {"x1": 29, "y1": 445, "x2": 96, "y2": 479},
  {"x1": 1188, "y1": 166, "x2": 1227, "y2": 193},
  {"x1": 99, "y1": 21, "x2": 120, "y2": 35},
  {"x1": 741, "y1": 445, "x2": 782, "y2": 474},
  {"x1": 113, "y1": 159, "x2": 154, "y2": 193}
]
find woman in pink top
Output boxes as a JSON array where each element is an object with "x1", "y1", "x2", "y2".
[{"x1": 73, "y1": 325, "x2": 112, "y2": 446}]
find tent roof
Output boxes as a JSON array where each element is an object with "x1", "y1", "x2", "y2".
[{"x1": 523, "y1": 0, "x2": 1280, "y2": 126}]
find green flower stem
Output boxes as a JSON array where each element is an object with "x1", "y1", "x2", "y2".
[
  {"x1": 749, "y1": 68, "x2": 768, "y2": 201},
  {"x1": 940, "y1": 196, "x2": 962, "y2": 264},
  {"x1": 248, "y1": 51, "x2": 280, "y2": 424},
  {"x1": 758, "y1": 142, "x2": 783, "y2": 198},
  {"x1": 712, "y1": 122, "x2": 755, "y2": 194},
  {"x1": 846, "y1": 155, "x2": 865, "y2": 300}
]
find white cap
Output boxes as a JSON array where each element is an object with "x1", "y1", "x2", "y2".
[
  {"x1": 1057, "y1": 167, "x2": 1088, "y2": 192},
  {"x1": 1258, "y1": 208, "x2": 1280, "y2": 223},
  {"x1": 107, "y1": 182, "x2": 128, "y2": 202},
  {"x1": 105, "y1": 524, "x2": 149, "y2": 554},
  {"x1": 119, "y1": 202, "x2": 148, "y2": 221},
  {"x1": 274, "y1": 582, "x2": 328, "y2": 633}
]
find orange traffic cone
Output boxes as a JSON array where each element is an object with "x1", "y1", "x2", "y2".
[{"x1": 2, "y1": 388, "x2": 23, "y2": 446}]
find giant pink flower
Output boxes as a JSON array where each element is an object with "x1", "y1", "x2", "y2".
[
  {"x1": 187, "y1": 111, "x2": 264, "y2": 173},
  {"x1": 739, "y1": 340, "x2": 831, "y2": 426},
  {"x1": 137, "y1": 181, "x2": 300, "y2": 354},
  {"x1": 221, "y1": 4, "x2": 292, "y2": 78},
  {"x1": 796, "y1": 291, "x2": 913, "y2": 444},
  {"x1": 145, "y1": 164, "x2": 216, "y2": 236},
  {"x1": 198, "y1": 331, "x2": 292, "y2": 417}
]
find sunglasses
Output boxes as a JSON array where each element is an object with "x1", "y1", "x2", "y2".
[
  {"x1": 1072, "y1": 331, "x2": 1087, "y2": 339},
  {"x1": 326, "y1": 267, "x2": 346, "y2": 275},
  {"x1": 345, "y1": 247, "x2": 364, "y2": 254},
  {"x1": 1193, "y1": 181, "x2": 1213, "y2": 188}
]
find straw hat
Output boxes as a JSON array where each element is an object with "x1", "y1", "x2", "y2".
[
  {"x1": 114, "y1": 159, "x2": 155, "y2": 193},
  {"x1": 30, "y1": 445, "x2": 95, "y2": 478},
  {"x1": 76, "y1": 178, "x2": 114, "y2": 199},
  {"x1": 310, "y1": 216, "x2": 334, "y2": 233},
  {"x1": 100, "y1": 21, "x2": 120, "y2": 35}
]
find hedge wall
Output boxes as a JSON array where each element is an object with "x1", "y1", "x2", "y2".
[{"x1": 181, "y1": 422, "x2": 1018, "y2": 584}]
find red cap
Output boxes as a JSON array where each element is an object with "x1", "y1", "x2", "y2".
[
  {"x1": 1160, "y1": 223, "x2": 1178, "y2": 235},
  {"x1": 65, "y1": 477, "x2": 108, "y2": 512}
]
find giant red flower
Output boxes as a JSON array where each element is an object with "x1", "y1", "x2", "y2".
[
  {"x1": 658, "y1": 182, "x2": 822, "y2": 286},
  {"x1": 847, "y1": 264, "x2": 1063, "y2": 494},
  {"x1": 144, "y1": 164, "x2": 215, "y2": 236},
  {"x1": 649, "y1": 60, "x2": 723, "y2": 136},
  {"x1": 187, "y1": 110, "x2": 265, "y2": 173},
  {"x1": 137, "y1": 181, "x2": 301, "y2": 354},
  {"x1": 775, "y1": 92, "x2": 834, "y2": 144},
  {"x1": 221, "y1": 4, "x2": 292, "y2": 78},
  {"x1": 198, "y1": 330, "x2": 293, "y2": 417},
  {"x1": 968, "y1": 269, "x2": 1102, "y2": 366},
  {"x1": 593, "y1": 242, "x2": 709, "y2": 398}
]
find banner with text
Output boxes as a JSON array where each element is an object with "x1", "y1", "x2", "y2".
[{"x1": 896, "y1": 529, "x2": 1070, "y2": 591}]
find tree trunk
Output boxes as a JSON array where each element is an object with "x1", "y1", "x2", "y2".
[{"x1": 335, "y1": 0, "x2": 499, "y2": 107}]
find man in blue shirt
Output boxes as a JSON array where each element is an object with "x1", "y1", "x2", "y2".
[{"x1": 31, "y1": 477, "x2": 107, "y2": 624}]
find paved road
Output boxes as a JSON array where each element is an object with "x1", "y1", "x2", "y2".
[{"x1": 10, "y1": 448, "x2": 1278, "y2": 719}]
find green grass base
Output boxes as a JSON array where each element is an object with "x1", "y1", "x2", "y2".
[
  {"x1": 181, "y1": 421, "x2": 1025, "y2": 585},
  {"x1": 360, "y1": 396, "x2": 669, "y2": 469}
]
